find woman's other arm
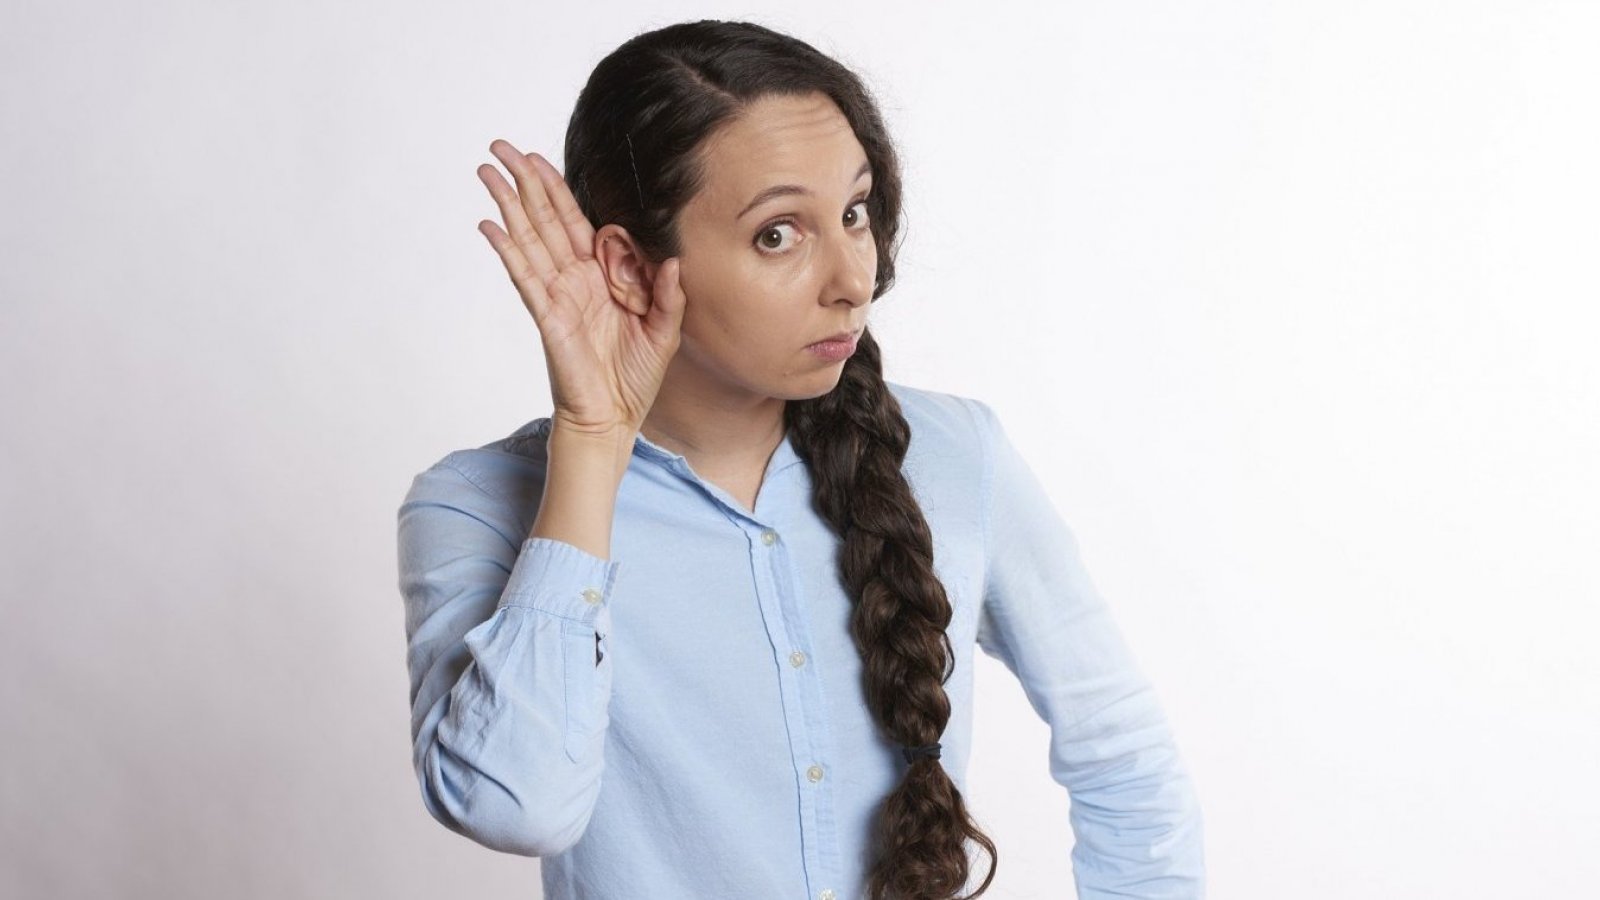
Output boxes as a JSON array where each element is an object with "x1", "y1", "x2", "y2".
[{"x1": 967, "y1": 398, "x2": 1206, "y2": 899}]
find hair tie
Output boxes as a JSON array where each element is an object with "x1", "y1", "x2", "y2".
[{"x1": 900, "y1": 742, "x2": 941, "y2": 764}]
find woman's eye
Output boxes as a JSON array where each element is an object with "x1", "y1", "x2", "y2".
[
  {"x1": 755, "y1": 221, "x2": 797, "y2": 253},
  {"x1": 844, "y1": 199, "x2": 870, "y2": 229},
  {"x1": 754, "y1": 200, "x2": 870, "y2": 255}
]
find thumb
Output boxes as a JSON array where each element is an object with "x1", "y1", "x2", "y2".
[{"x1": 644, "y1": 257, "x2": 687, "y2": 344}]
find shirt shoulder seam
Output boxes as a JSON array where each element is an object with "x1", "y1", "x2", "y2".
[{"x1": 436, "y1": 455, "x2": 502, "y2": 501}]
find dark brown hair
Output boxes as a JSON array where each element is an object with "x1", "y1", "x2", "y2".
[{"x1": 561, "y1": 19, "x2": 996, "y2": 899}]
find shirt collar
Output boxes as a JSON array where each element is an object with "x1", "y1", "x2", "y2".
[
  {"x1": 527, "y1": 418, "x2": 803, "y2": 475},
  {"x1": 631, "y1": 425, "x2": 804, "y2": 476}
]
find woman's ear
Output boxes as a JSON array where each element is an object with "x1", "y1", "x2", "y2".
[{"x1": 593, "y1": 224, "x2": 656, "y2": 316}]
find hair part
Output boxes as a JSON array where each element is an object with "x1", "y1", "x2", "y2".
[{"x1": 562, "y1": 20, "x2": 996, "y2": 899}]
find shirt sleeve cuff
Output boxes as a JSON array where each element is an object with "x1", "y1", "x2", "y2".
[{"x1": 497, "y1": 536, "x2": 623, "y2": 626}]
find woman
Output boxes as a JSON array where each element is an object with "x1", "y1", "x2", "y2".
[{"x1": 397, "y1": 19, "x2": 1205, "y2": 900}]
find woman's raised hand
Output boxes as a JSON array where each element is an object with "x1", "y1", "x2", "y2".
[{"x1": 476, "y1": 139, "x2": 687, "y2": 439}]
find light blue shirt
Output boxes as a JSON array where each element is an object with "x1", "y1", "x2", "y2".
[{"x1": 396, "y1": 380, "x2": 1205, "y2": 899}]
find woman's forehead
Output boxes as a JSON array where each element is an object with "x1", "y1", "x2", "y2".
[{"x1": 692, "y1": 96, "x2": 870, "y2": 214}]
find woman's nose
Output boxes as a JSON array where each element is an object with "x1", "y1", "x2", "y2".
[{"x1": 826, "y1": 230, "x2": 874, "y2": 305}]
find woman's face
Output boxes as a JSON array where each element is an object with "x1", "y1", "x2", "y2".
[{"x1": 668, "y1": 91, "x2": 878, "y2": 400}]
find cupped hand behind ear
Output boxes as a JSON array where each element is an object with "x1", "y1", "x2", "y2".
[{"x1": 476, "y1": 138, "x2": 687, "y2": 437}]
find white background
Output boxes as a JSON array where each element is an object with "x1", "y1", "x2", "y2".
[{"x1": 3, "y1": 1, "x2": 1596, "y2": 897}]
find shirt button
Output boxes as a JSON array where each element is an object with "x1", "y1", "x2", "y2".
[
  {"x1": 806, "y1": 764, "x2": 824, "y2": 782},
  {"x1": 581, "y1": 588, "x2": 603, "y2": 604},
  {"x1": 819, "y1": 891, "x2": 836, "y2": 900},
  {"x1": 789, "y1": 650, "x2": 806, "y2": 667},
  {"x1": 761, "y1": 530, "x2": 777, "y2": 545}
]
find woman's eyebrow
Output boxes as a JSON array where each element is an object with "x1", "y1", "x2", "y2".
[{"x1": 735, "y1": 159, "x2": 873, "y2": 221}]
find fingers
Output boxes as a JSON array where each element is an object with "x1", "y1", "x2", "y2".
[
  {"x1": 525, "y1": 152, "x2": 597, "y2": 262},
  {"x1": 477, "y1": 218, "x2": 550, "y2": 323},
  {"x1": 489, "y1": 140, "x2": 580, "y2": 270},
  {"x1": 477, "y1": 159, "x2": 558, "y2": 287}
]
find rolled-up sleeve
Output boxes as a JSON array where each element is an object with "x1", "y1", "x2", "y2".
[
  {"x1": 967, "y1": 399, "x2": 1206, "y2": 898},
  {"x1": 397, "y1": 456, "x2": 621, "y2": 857}
]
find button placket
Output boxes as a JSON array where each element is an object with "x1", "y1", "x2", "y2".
[{"x1": 748, "y1": 520, "x2": 844, "y2": 895}]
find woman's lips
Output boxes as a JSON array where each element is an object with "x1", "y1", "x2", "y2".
[{"x1": 806, "y1": 330, "x2": 859, "y2": 361}]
